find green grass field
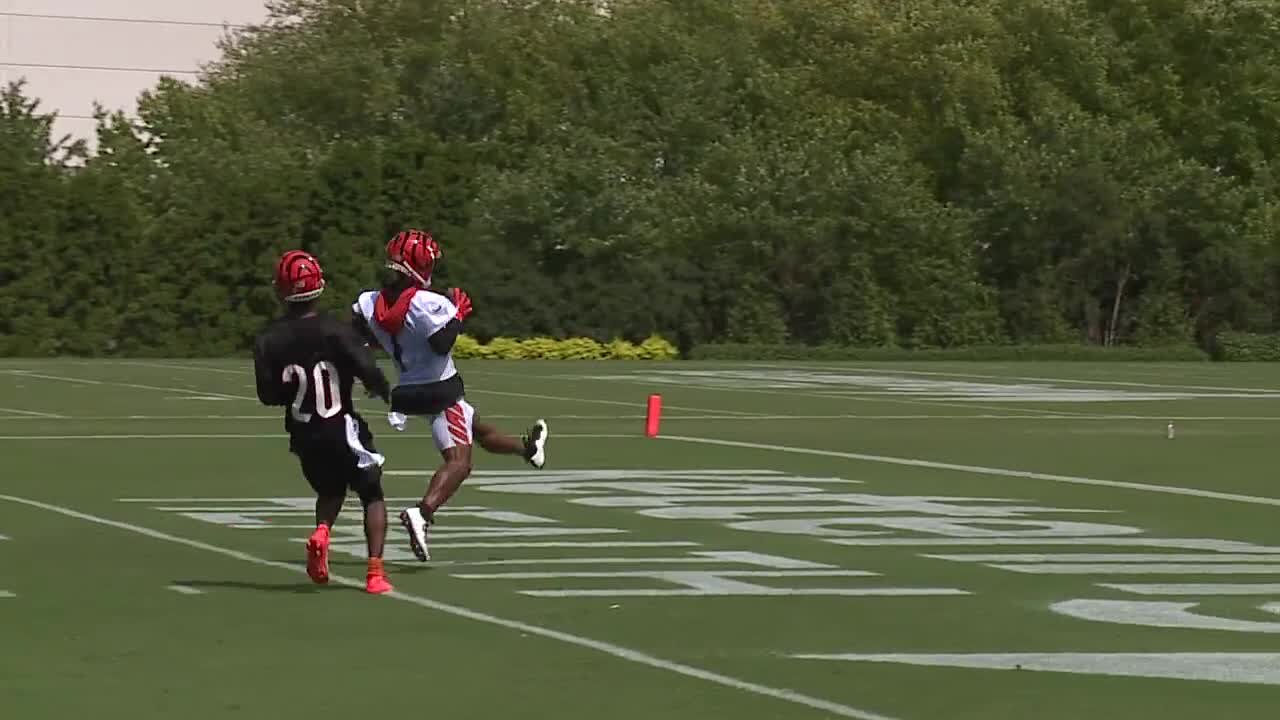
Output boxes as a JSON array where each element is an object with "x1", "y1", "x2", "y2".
[{"x1": 5, "y1": 359, "x2": 1280, "y2": 719}]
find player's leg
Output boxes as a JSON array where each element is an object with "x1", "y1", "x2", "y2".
[
  {"x1": 351, "y1": 470, "x2": 392, "y2": 594},
  {"x1": 315, "y1": 494, "x2": 343, "y2": 529},
  {"x1": 475, "y1": 416, "x2": 549, "y2": 469},
  {"x1": 399, "y1": 401, "x2": 475, "y2": 562},
  {"x1": 344, "y1": 414, "x2": 393, "y2": 594},
  {"x1": 309, "y1": 492, "x2": 344, "y2": 584},
  {"x1": 399, "y1": 446, "x2": 472, "y2": 562},
  {"x1": 298, "y1": 451, "x2": 343, "y2": 585},
  {"x1": 424, "y1": 443, "x2": 474, "y2": 515},
  {"x1": 363, "y1": 495, "x2": 388, "y2": 559},
  {"x1": 473, "y1": 421, "x2": 522, "y2": 454},
  {"x1": 424, "y1": 400, "x2": 477, "y2": 515}
]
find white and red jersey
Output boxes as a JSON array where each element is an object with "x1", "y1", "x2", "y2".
[{"x1": 352, "y1": 289, "x2": 457, "y2": 386}]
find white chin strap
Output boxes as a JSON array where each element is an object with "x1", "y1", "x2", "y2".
[
  {"x1": 285, "y1": 288, "x2": 324, "y2": 302},
  {"x1": 387, "y1": 261, "x2": 431, "y2": 288}
]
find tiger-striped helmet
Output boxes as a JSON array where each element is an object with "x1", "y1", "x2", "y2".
[
  {"x1": 385, "y1": 229, "x2": 441, "y2": 288},
  {"x1": 273, "y1": 250, "x2": 325, "y2": 302}
]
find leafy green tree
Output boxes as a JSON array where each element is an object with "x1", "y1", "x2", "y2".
[{"x1": 5, "y1": 0, "x2": 1280, "y2": 356}]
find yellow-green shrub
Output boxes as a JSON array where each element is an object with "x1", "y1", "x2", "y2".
[
  {"x1": 452, "y1": 334, "x2": 490, "y2": 359},
  {"x1": 484, "y1": 337, "x2": 523, "y2": 359},
  {"x1": 557, "y1": 337, "x2": 607, "y2": 359},
  {"x1": 519, "y1": 337, "x2": 560, "y2": 359},
  {"x1": 452, "y1": 335, "x2": 677, "y2": 359},
  {"x1": 636, "y1": 334, "x2": 679, "y2": 360},
  {"x1": 604, "y1": 338, "x2": 641, "y2": 359}
]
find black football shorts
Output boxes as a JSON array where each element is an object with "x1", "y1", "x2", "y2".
[{"x1": 290, "y1": 413, "x2": 385, "y2": 505}]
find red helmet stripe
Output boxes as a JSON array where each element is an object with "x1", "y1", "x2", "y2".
[
  {"x1": 385, "y1": 229, "x2": 441, "y2": 288},
  {"x1": 274, "y1": 250, "x2": 325, "y2": 302}
]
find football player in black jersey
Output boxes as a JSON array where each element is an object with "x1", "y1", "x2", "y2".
[{"x1": 253, "y1": 250, "x2": 395, "y2": 595}]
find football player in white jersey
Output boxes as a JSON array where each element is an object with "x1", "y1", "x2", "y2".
[{"x1": 351, "y1": 229, "x2": 549, "y2": 561}]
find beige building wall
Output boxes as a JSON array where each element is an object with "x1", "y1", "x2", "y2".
[{"x1": 0, "y1": 0, "x2": 268, "y2": 151}]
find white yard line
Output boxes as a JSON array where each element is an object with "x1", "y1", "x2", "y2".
[
  {"x1": 0, "y1": 433, "x2": 292, "y2": 440},
  {"x1": 0, "y1": 407, "x2": 66, "y2": 418},
  {"x1": 780, "y1": 363, "x2": 1280, "y2": 395},
  {"x1": 463, "y1": 368, "x2": 778, "y2": 417},
  {"x1": 109, "y1": 360, "x2": 249, "y2": 376},
  {"x1": 0, "y1": 493, "x2": 896, "y2": 720},
  {"x1": 10, "y1": 424, "x2": 1280, "y2": 508},
  {"x1": 535, "y1": 368, "x2": 1090, "y2": 418},
  {"x1": 0, "y1": 413, "x2": 656, "y2": 421},
  {"x1": 1099, "y1": 583, "x2": 1280, "y2": 596},
  {"x1": 99, "y1": 361, "x2": 765, "y2": 417},
  {"x1": 0, "y1": 415, "x2": 282, "y2": 421},
  {"x1": 659, "y1": 435, "x2": 1280, "y2": 508},
  {"x1": 167, "y1": 584, "x2": 204, "y2": 595},
  {"x1": 5, "y1": 413, "x2": 1280, "y2": 422},
  {"x1": 27, "y1": 358, "x2": 1280, "y2": 394},
  {"x1": 9, "y1": 419, "x2": 1280, "y2": 510},
  {"x1": 0, "y1": 433, "x2": 633, "y2": 441},
  {"x1": 798, "y1": 390, "x2": 1102, "y2": 417},
  {"x1": 2, "y1": 370, "x2": 257, "y2": 401},
  {"x1": 469, "y1": 388, "x2": 762, "y2": 416}
]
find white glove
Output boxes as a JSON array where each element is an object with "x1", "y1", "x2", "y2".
[{"x1": 387, "y1": 411, "x2": 408, "y2": 432}]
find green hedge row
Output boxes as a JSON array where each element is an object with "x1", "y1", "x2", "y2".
[
  {"x1": 1214, "y1": 332, "x2": 1280, "y2": 361},
  {"x1": 688, "y1": 343, "x2": 1210, "y2": 362}
]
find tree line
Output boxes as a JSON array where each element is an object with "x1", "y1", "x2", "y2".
[{"x1": 3, "y1": 0, "x2": 1279, "y2": 357}]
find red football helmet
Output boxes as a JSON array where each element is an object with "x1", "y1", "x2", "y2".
[
  {"x1": 385, "y1": 229, "x2": 441, "y2": 288},
  {"x1": 274, "y1": 250, "x2": 326, "y2": 302}
]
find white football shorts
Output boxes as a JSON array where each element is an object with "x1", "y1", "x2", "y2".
[{"x1": 430, "y1": 399, "x2": 475, "y2": 451}]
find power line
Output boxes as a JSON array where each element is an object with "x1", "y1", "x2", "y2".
[
  {"x1": 0, "y1": 11, "x2": 250, "y2": 30},
  {"x1": 2, "y1": 61, "x2": 198, "y2": 76}
]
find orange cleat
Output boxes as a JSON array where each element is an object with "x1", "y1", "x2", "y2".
[
  {"x1": 365, "y1": 572, "x2": 393, "y2": 595},
  {"x1": 305, "y1": 525, "x2": 330, "y2": 584}
]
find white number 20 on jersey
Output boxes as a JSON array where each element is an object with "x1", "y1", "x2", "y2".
[{"x1": 282, "y1": 361, "x2": 342, "y2": 422}]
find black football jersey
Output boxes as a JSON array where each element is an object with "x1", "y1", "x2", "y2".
[{"x1": 253, "y1": 312, "x2": 390, "y2": 436}]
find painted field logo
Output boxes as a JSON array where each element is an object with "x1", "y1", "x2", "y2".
[
  {"x1": 576, "y1": 369, "x2": 1280, "y2": 403},
  {"x1": 119, "y1": 484, "x2": 966, "y2": 598},
  {"x1": 471, "y1": 468, "x2": 1280, "y2": 640},
  {"x1": 123, "y1": 469, "x2": 1280, "y2": 685}
]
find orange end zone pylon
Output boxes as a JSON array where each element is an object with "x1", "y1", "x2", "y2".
[{"x1": 645, "y1": 394, "x2": 663, "y2": 437}]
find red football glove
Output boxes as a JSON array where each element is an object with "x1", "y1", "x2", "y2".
[{"x1": 450, "y1": 288, "x2": 473, "y2": 322}]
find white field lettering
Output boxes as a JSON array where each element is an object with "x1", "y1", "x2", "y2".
[
  {"x1": 120, "y1": 491, "x2": 956, "y2": 597},
  {"x1": 1050, "y1": 599, "x2": 1280, "y2": 634},
  {"x1": 117, "y1": 468, "x2": 1280, "y2": 684},
  {"x1": 122, "y1": 498, "x2": 665, "y2": 564},
  {"x1": 464, "y1": 468, "x2": 1280, "y2": 686},
  {"x1": 124, "y1": 469, "x2": 1280, "y2": 635},
  {"x1": 472, "y1": 469, "x2": 1280, "y2": 642}
]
